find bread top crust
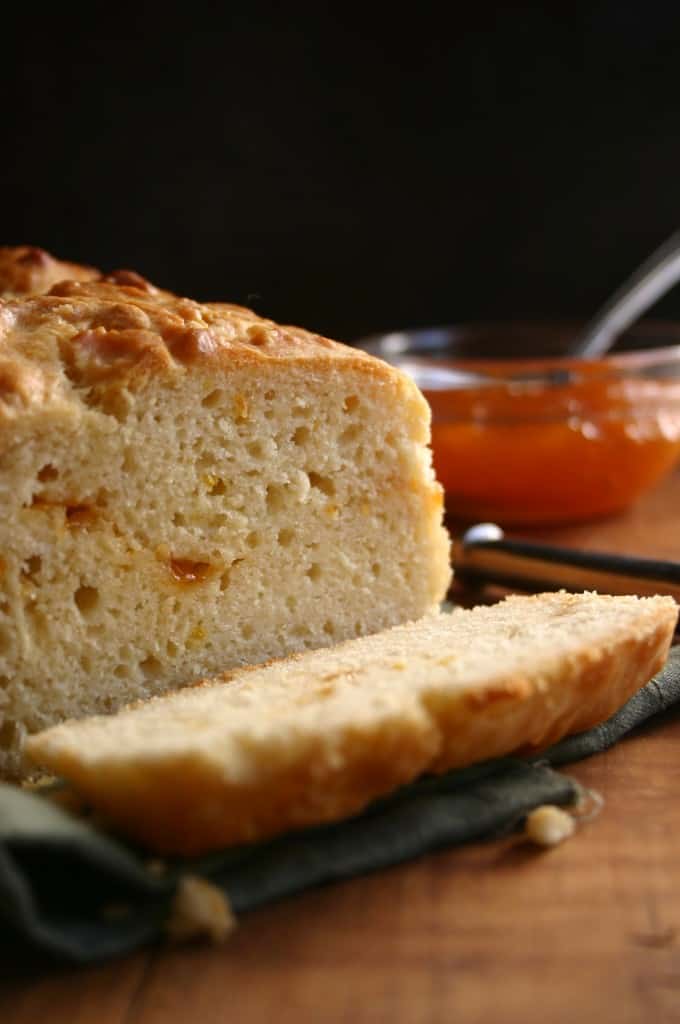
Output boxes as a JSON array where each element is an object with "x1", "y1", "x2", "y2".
[
  {"x1": 0, "y1": 260, "x2": 417, "y2": 428},
  {"x1": 0, "y1": 246, "x2": 99, "y2": 298}
]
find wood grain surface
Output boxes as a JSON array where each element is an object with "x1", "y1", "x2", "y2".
[{"x1": 2, "y1": 472, "x2": 680, "y2": 1024}]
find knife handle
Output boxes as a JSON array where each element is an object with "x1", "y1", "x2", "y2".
[{"x1": 452, "y1": 523, "x2": 680, "y2": 603}]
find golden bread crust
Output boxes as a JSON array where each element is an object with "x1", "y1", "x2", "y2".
[
  {"x1": 25, "y1": 593, "x2": 678, "y2": 856},
  {"x1": 0, "y1": 246, "x2": 99, "y2": 298},
  {"x1": 0, "y1": 269, "x2": 404, "y2": 426}
]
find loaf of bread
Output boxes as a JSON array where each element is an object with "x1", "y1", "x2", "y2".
[
  {"x1": 26, "y1": 593, "x2": 677, "y2": 854},
  {"x1": 0, "y1": 261, "x2": 450, "y2": 777},
  {"x1": 0, "y1": 245, "x2": 98, "y2": 298}
]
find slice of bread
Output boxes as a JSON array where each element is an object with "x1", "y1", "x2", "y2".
[
  {"x1": 26, "y1": 592, "x2": 677, "y2": 855},
  {"x1": 0, "y1": 262, "x2": 450, "y2": 777}
]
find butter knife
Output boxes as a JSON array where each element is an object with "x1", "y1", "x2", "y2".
[{"x1": 452, "y1": 523, "x2": 680, "y2": 603}]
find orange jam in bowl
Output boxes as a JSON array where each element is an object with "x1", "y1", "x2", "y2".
[{"x1": 358, "y1": 322, "x2": 680, "y2": 526}]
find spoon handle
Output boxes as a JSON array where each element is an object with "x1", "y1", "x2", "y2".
[
  {"x1": 569, "y1": 229, "x2": 680, "y2": 358},
  {"x1": 453, "y1": 523, "x2": 680, "y2": 603}
]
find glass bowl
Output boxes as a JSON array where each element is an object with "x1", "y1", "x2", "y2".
[{"x1": 356, "y1": 321, "x2": 680, "y2": 526}]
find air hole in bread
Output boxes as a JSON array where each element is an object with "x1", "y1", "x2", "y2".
[
  {"x1": 173, "y1": 512, "x2": 186, "y2": 527},
  {"x1": 323, "y1": 620, "x2": 335, "y2": 636},
  {"x1": 371, "y1": 562, "x2": 381, "y2": 577},
  {"x1": 113, "y1": 665, "x2": 130, "y2": 679},
  {"x1": 246, "y1": 531, "x2": 260, "y2": 549},
  {"x1": 292, "y1": 426, "x2": 310, "y2": 446},
  {"x1": 306, "y1": 563, "x2": 321, "y2": 582},
  {"x1": 241, "y1": 623, "x2": 254, "y2": 640},
  {"x1": 278, "y1": 528, "x2": 294, "y2": 547},
  {"x1": 264, "y1": 390, "x2": 275, "y2": 401},
  {"x1": 26, "y1": 607, "x2": 48, "y2": 642},
  {"x1": 168, "y1": 559, "x2": 213, "y2": 584},
  {"x1": 343, "y1": 395, "x2": 359, "y2": 413},
  {"x1": 0, "y1": 626, "x2": 11, "y2": 653},
  {"x1": 229, "y1": 394, "x2": 249, "y2": 424},
  {"x1": 74, "y1": 585, "x2": 100, "y2": 618},
  {"x1": 22, "y1": 556, "x2": 42, "y2": 579},
  {"x1": 266, "y1": 484, "x2": 286, "y2": 513},
  {"x1": 0, "y1": 600, "x2": 9, "y2": 616},
  {"x1": 219, "y1": 569, "x2": 231, "y2": 591},
  {"x1": 248, "y1": 441, "x2": 264, "y2": 460},
  {"x1": 308, "y1": 472, "x2": 335, "y2": 497},
  {"x1": 26, "y1": 495, "x2": 49, "y2": 511},
  {"x1": 66, "y1": 504, "x2": 96, "y2": 529},
  {"x1": 286, "y1": 594, "x2": 297, "y2": 611},
  {"x1": 202, "y1": 388, "x2": 224, "y2": 409},
  {"x1": 37, "y1": 463, "x2": 59, "y2": 482},
  {"x1": 166, "y1": 640, "x2": 179, "y2": 658},
  {"x1": 0, "y1": 676, "x2": 9, "y2": 690},
  {"x1": 340, "y1": 424, "x2": 361, "y2": 444},
  {"x1": 206, "y1": 476, "x2": 226, "y2": 496},
  {"x1": 140, "y1": 655, "x2": 162, "y2": 678}
]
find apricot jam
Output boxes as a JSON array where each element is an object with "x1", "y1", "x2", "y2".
[{"x1": 424, "y1": 359, "x2": 680, "y2": 526}]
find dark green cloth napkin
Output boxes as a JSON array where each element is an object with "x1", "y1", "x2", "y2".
[{"x1": 1, "y1": 645, "x2": 679, "y2": 964}]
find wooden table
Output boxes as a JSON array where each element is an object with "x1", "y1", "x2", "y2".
[{"x1": 3, "y1": 473, "x2": 680, "y2": 1024}]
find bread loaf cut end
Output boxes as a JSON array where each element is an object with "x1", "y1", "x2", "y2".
[{"x1": 0, "y1": 266, "x2": 450, "y2": 776}]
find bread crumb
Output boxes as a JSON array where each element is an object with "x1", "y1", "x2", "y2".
[
  {"x1": 524, "y1": 804, "x2": 576, "y2": 847},
  {"x1": 165, "y1": 876, "x2": 236, "y2": 944}
]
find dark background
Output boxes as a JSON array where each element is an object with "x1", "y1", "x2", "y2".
[{"x1": 3, "y1": 4, "x2": 680, "y2": 344}]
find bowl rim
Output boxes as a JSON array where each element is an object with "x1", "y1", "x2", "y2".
[
  {"x1": 355, "y1": 319, "x2": 680, "y2": 387},
  {"x1": 356, "y1": 318, "x2": 680, "y2": 363}
]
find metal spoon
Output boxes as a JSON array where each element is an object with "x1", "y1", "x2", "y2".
[{"x1": 568, "y1": 229, "x2": 680, "y2": 358}]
